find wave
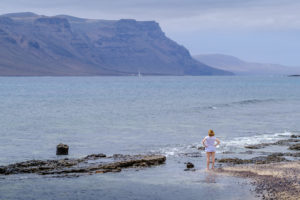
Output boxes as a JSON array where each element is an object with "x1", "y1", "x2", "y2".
[
  {"x1": 204, "y1": 98, "x2": 278, "y2": 110},
  {"x1": 221, "y1": 131, "x2": 292, "y2": 149},
  {"x1": 153, "y1": 131, "x2": 294, "y2": 157},
  {"x1": 233, "y1": 99, "x2": 277, "y2": 105}
]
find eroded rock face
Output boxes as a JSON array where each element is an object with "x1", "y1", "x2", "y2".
[{"x1": 0, "y1": 154, "x2": 166, "y2": 176}]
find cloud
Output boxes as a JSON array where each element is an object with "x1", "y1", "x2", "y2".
[{"x1": 1, "y1": 0, "x2": 300, "y2": 31}]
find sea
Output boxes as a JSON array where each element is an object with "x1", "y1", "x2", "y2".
[{"x1": 0, "y1": 76, "x2": 300, "y2": 200}]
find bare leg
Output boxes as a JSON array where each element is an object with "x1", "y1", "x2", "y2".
[
  {"x1": 211, "y1": 152, "x2": 215, "y2": 169},
  {"x1": 206, "y1": 152, "x2": 211, "y2": 170}
]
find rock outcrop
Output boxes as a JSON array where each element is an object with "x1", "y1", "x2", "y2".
[
  {"x1": 0, "y1": 153, "x2": 166, "y2": 176},
  {"x1": 186, "y1": 162, "x2": 194, "y2": 168},
  {"x1": 56, "y1": 143, "x2": 69, "y2": 155},
  {"x1": 244, "y1": 139, "x2": 300, "y2": 149},
  {"x1": 217, "y1": 154, "x2": 287, "y2": 165}
]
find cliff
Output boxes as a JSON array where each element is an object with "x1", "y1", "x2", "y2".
[{"x1": 0, "y1": 12, "x2": 233, "y2": 76}]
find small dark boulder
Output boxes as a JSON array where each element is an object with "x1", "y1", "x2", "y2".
[
  {"x1": 186, "y1": 162, "x2": 194, "y2": 168},
  {"x1": 289, "y1": 144, "x2": 300, "y2": 151},
  {"x1": 56, "y1": 143, "x2": 69, "y2": 155},
  {"x1": 291, "y1": 135, "x2": 300, "y2": 138},
  {"x1": 0, "y1": 167, "x2": 6, "y2": 174},
  {"x1": 198, "y1": 146, "x2": 205, "y2": 150}
]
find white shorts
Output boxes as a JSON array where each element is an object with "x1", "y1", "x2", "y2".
[{"x1": 205, "y1": 146, "x2": 216, "y2": 152}]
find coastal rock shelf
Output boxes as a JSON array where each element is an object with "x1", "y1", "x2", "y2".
[
  {"x1": 216, "y1": 134, "x2": 300, "y2": 199},
  {"x1": 217, "y1": 162, "x2": 300, "y2": 200},
  {"x1": 219, "y1": 136, "x2": 300, "y2": 165},
  {"x1": 244, "y1": 138, "x2": 300, "y2": 149},
  {"x1": 217, "y1": 154, "x2": 288, "y2": 165},
  {"x1": 0, "y1": 154, "x2": 166, "y2": 176}
]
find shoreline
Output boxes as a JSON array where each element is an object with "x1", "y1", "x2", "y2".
[{"x1": 216, "y1": 161, "x2": 300, "y2": 200}]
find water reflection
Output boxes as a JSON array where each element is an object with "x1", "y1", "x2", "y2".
[{"x1": 203, "y1": 171, "x2": 217, "y2": 184}]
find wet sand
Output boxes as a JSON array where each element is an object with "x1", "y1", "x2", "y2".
[{"x1": 217, "y1": 161, "x2": 300, "y2": 200}]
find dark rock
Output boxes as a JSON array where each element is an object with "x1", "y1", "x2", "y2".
[
  {"x1": 84, "y1": 153, "x2": 106, "y2": 159},
  {"x1": 56, "y1": 143, "x2": 69, "y2": 155},
  {"x1": 222, "y1": 151, "x2": 235, "y2": 154},
  {"x1": 273, "y1": 139, "x2": 300, "y2": 145},
  {"x1": 252, "y1": 155, "x2": 287, "y2": 164},
  {"x1": 281, "y1": 152, "x2": 300, "y2": 157},
  {"x1": 244, "y1": 139, "x2": 300, "y2": 150},
  {"x1": 179, "y1": 152, "x2": 202, "y2": 157},
  {"x1": 198, "y1": 147, "x2": 205, "y2": 150},
  {"x1": 217, "y1": 154, "x2": 287, "y2": 165},
  {"x1": 134, "y1": 162, "x2": 148, "y2": 167},
  {"x1": 186, "y1": 162, "x2": 194, "y2": 168},
  {"x1": 95, "y1": 168, "x2": 121, "y2": 174},
  {"x1": 245, "y1": 143, "x2": 270, "y2": 149},
  {"x1": 291, "y1": 134, "x2": 300, "y2": 138},
  {"x1": 0, "y1": 167, "x2": 6, "y2": 174},
  {"x1": 184, "y1": 168, "x2": 196, "y2": 172},
  {"x1": 289, "y1": 144, "x2": 300, "y2": 150},
  {"x1": 0, "y1": 154, "x2": 166, "y2": 176},
  {"x1": 271, "y1": 153, "x2": 284, "y2": 157},
  {"x1": 112, "y1": 154, "x2": 132, "y2": 159},
  {"x1": 218, "y1": 158, "x2": 248, "y2": 164}
]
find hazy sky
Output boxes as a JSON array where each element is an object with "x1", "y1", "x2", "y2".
[{"x1": 1, "y1": 0, "x2": 300, "y2": 66}]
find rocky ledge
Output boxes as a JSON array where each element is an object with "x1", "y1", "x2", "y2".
[
  {"x1": 216, "y1": 162, "x2": 300, "y2": 200},
  {"x1": 244, "y1": 138, "x2": 300, "y2": 149},
  {"x1": 219, "y1": 136, "x2": 300, "y2": 165},
  {"x1": 0, "y1": 154, "x2": 166, "y2": 176},
  {"x1": 216, "y1": 134, "x2": 300, "y2": 199},
  {"x1": 217, "y1": 153, "x2": 289, "y2": 165}
]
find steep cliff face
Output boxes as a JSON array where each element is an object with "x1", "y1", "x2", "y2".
[{"x1": 0, "y1": 13, "x2": 233, "y2": 76}]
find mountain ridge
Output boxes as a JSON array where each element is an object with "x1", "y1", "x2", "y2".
[
  {"x1": 0, "y1": 12, "x2": 233, "y2": 76},
  {"x1": 194, "y1": 54, "x2": 300, "y2": 75}
]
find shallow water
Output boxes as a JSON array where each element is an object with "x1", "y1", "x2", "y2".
[{"x1": 1, "y1": 76, "x2": 300, "y2": 199}]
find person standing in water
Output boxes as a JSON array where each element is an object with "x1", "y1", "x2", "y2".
[{"x1": 202, "y1": 129, "x2": 220, "y2": 170}]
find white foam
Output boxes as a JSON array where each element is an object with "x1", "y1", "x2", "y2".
[
  {"x1": 154, "y1": 131, "x2": 294, "y2": 157},
  {"x1": 223, "y1": 131, "x2": 292, "y2": 147},
  {"x1": 157, "y1": 146, "x2": 185, "y2": 157}
]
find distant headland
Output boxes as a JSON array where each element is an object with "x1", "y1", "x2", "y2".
[{"x1": 288, "y1": 75, "x2": 300, "y2": 77}]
